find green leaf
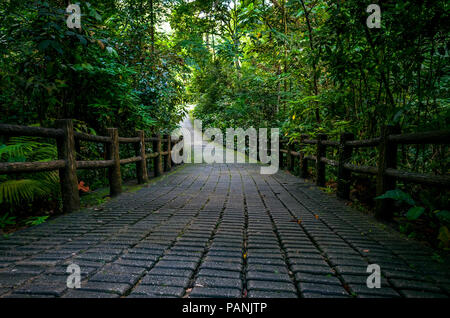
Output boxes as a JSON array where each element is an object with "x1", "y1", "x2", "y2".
[
  {"x1": 0, "y1": 213, "x2": 16, "y2": 229},
  {"x1": 435, "y1": 210, "x2": 450, "y2": 223},
  {"x1": 25, "y1": 216, "x2": 49, "y2": 226},
  {"x1": 406, "y1": 206, "x2": 425, "y2": 220},
  {"x1": 375, "y1": 189, "x2": 415, "y2": 206}
]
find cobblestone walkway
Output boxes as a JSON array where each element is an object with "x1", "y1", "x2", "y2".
[{"x1": 0, "y1": 163, "x2": 449, "y2": 298}]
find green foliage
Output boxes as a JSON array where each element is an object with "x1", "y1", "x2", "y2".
[
  {"x1": 0, "y1": 0, "x2": 186, "y2": 133},
  {"x1": 375, "y1": 189, "x2": 415, "y2": 206},
  {"x1": 0, "y1": 0, "x2": 187, "y2": 225},
  {"x1": 0, "y1": 179, "x2": 49, "y2": 206},
  {"x1": 24, "y1": 215, "x2": 49, "y2": 226},
  {"x1": 406, "y1": 207, "x2": 425, "y2": 221},
  {"x1": 435, "y1": 210, "x2": 450, "y2": 223},
  {"x1": 0, "y1": 137, "x2": 59, "y2": 207},
  {"x1": 0, "y1": 213, "x2": 16, "y2": 229}
]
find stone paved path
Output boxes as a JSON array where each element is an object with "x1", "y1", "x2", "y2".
[{"x1": 0, "y1": 163, "x2": 449, "y2": 298}]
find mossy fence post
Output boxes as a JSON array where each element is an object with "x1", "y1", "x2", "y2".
[
  {"x1": 107, "y1": 127, "x2": 122, "y2": 197},
  {"x1": 337, "y1": 132, "x2": 354, "y2": 200},
  {"x1": 375, "y1": 125, "x2": 399, "y2": 220},
  {"x1": 56, "y1": 119, "x2": 80, "y2": 213}
]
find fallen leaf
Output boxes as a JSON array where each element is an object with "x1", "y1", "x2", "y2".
[{"x1": 78, "y1": 181, "x2": 90, "y2": 193}]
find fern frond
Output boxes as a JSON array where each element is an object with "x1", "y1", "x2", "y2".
[
  {"x1": 34, "y1": 171, "x2": 60, "y2": 193},
  {"x1": 0, "y1": 143, "x2": 33, "y2": 160},
  {"x1": 32, "y1": 145, "x2": 58, "y2": 161},
  {"x1": 0, "y1": 179, "x2": 50, "y2": 205},
  {"x1": 0, "y1": 136, "x2": 57, "y2": 161}
]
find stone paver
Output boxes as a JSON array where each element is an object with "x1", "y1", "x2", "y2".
[{"x1": 0, "y1": 163, "x2": 449, "y2": 298}]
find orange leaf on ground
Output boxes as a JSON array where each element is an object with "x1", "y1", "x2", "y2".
[{"x1": 78, "y1": 181, "x2": 90, "y2": 193}]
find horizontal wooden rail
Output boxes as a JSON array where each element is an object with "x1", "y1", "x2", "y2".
[
  {"x1": 302, "y1": 139, "x2": 317, "y2": 145},
  {"x1": 385, "y1": 168, "x2": 450, "y2": 187},
  {"x1": 0, "y1": 160, "x2": 66, "y2": 174},
  {"x1": 0, "y1": 120, "x2": 182, "y2": 213},
  {"x1": 345, "y1": 138, "x2": 380, "y2": 148},
  {"x1": 0, "y1": 124, "x2": 63, "y2": 139},
  {"x1": 343, "y1": 163, "x2": 378, "y2": 175},
  {"x1": 74, "y1": 132, "x2": 111, "y2": 143},
  {"x1": 118, "y1": 137, "x2": 141, "y2": 144},
  {"x1": 320, "y1": 157, "x2": 338, "y2": 167},
  {"x1": 388, "y1": 129, "x2": 450, "y2": 144},
  {"x1": 146, "y1": 137, "x2": 178, "y2": 143},
  {"x1": 76, "y1": 160, "x2": 114, "y2": 169},
  {"x1": 279, "y1": 125, "x2": 449, "y2": 220},
  {"x1": 120, "y1": 156, "x2": 142, "y2": 165},
  {"x1": 146, "y1": 153, "x2": 159, "y2": 159}
]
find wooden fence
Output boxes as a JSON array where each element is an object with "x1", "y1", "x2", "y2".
[
  {"x1": 1, "y1": 120, "x2": 449, "y2": 220},
  {"x1": 279, "y1": 126, "x2": 450, "y2": 220},
  {"x1": 0, "y1": 119, "x2": 180, "y2": 213}
]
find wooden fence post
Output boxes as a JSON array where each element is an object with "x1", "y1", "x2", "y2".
[
  {"x1": 56, "y1": 119, "x2": 80, "y2": 213},
  {"x1": 279, "y1": 141, "x2": 284, "y2": 169},
  {"x1": 316, "y1": 134, "x2": 327, "y2": 186},
  {"x1": 299, "y1": 135, "x2": 308, "y2": 178},
  {"x1": 337, "y1": 132, "x2": 354, "y2": 200},
  {"x1": 299, "y1": 149, "x2": 308, "y2": 178},
  {"x1": 164, "y1": 134, "x2": 172, "y2": 172},
  {"x1": 286, "y1": 142, "x2": 293, "y2": 171},
  {"x1": 153, "y1": 134, "x2": 163, "y2": 177},
  {"x1": 135, "y1": 130, "x2": 148, "y2": 184},
  {"x1": 290, "y1": 143, "x2": 295, "y2": 171},
  {"x1": 107, "y1": 128, "x2": 122, "y2": 196},
  {"x1": 375, "y1": 125, "x2": 399, "y2": 220}
]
